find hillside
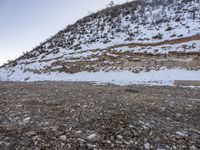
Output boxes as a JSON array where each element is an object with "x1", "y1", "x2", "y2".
[{"x1": 0, "y1": 0, "x2": 200, "y2": 85}]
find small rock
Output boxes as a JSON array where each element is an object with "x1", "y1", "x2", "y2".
[
  {"x1": 176, "y1": 131, "x2": 188, "y2": 137},
  {"x1": 75, "y1": 130, "x2": 82, "y2": 134},
  {"x1": 25, "y1": 131, "x2": 36, "y2": 137},
  {"x1": 117, "y1": 135, "x2": 123, "y2": 139},
  {"x1": 77, "y1": 138, "x2": 86, "y2": 142},
  {"x1": 87, "y1": 144, "x2": 97, "y2": 148},
  {"x1": 155, "y1": 137, "x2": 160, "y2": 142},
  {"x1": 87, "y1": 133, "x2": 97, "y2": 140},
  {"x1": 51, "y1": 127, "x2": 58, "y2": 132},
  {"x1": 16, "y1": 104, "x2": 22, "y2": 107},
  {"x1": 59, "y1": 135, "x2": 67, "y2": 141},
  {"x1": 67, "y1": 144, "x2": 71, "y2": 148},
  {"x1": 132, "y1": 58, "x2": 140, "y2": 61},
  {"x1": 87, "y1": 133, "x2": 100, "y2": 141},
  {"x1": 32, "y1": 135, "x2": 40, "y2": 141},
  {"x1": 23, "y1": 117, "x2": 31, "y2": 123},
  {"x1": 124, "y1": 141, "x2": 130, "y2": 145},
  {"x1": 56, "y1": 131, "x2": 64, "y2": 136},
  {"x1": 129, "y1": 125, "x2": 134, "y2": 128},
  {"x1": 144, "y1": 143, "x2": 150, "y2": 149},
  {"x1": 83, "y1": 105, "x2": 87, "y2": 108},
  {"x1": 107, "y1": 140, "x2": 111, "y2": 144}
]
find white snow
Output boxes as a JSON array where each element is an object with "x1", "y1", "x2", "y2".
[
  {"x1": 53, "y1": 0, "x2": 200, "y2": 51},
  {"x1": 115, "y1": 40, "x2": 200, "y2": 54},
  {"x1": 0, "y1": 68, "x2": 200, "y2": 86}
]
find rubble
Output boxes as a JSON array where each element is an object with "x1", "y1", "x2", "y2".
[{"x1": 0, "y1": 81, "x2": 199, "y2": 149}]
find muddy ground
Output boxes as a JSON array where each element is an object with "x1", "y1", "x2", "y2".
[{"x1": 0, "y1": 81, "x2": 199, "y2": 149}]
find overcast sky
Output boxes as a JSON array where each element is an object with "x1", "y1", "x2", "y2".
[{"x1": 0, "y1": 0, "x2": 131, "y2": 65}]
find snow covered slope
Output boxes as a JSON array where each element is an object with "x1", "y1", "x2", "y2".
[{"x1": 0, "y1": 0, "x2": 200, "y2": 85}]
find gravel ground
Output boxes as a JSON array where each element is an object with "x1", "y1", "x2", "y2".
[{"x1": 0, "y1": 81, "x2": 199, "y2": 150}]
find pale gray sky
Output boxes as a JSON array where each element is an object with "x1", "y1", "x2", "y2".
[{"x1": 0, "y1": 0, "x2": 131, "y2": 65}]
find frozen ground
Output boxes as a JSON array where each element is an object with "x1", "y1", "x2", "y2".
[{"x1": 0, "y1": 81, "x2": 199, "y2": 149}]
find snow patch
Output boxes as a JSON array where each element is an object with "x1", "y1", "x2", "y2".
[{"x1": 1, "y1": 68, "x2": 200, "y2": 86}]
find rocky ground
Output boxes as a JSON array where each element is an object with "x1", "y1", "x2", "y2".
[{"x1": 0, "y1": 81, "x2": 199, "y2": 149}]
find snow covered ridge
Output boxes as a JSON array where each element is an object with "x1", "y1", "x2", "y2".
[
  {"x1": 43, "y1": 0, "x2": 200, "y2": 50},
  {"x1": 0, "y1": 0, "x2": 200, "y2": 85},
  {"x1": 3, "y1": 0, "x2": 199, "y2": 63}
]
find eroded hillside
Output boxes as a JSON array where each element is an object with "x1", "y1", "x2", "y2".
[{"x1": 0, "y1": 0, "x2": 200, "y2": 84}]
